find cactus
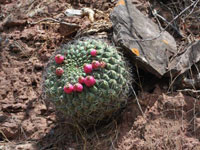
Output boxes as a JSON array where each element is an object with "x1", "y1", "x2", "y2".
[{"x1": 43, "y1": 38, "x2": 132, "y2": 126}]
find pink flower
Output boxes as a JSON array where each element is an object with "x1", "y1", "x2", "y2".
[
  {"x1": 55, "y1": 67, "x2": 64, "y2": 76},
  {"x1": 55, "y1": 54, "x2": 64, "y2": 64},
  {"x1": 92, "y1": 61, "x2": 100, "y2": 69},
  {"x1": 64, "y1": 83, "x2": 74, "y2": 94},
  {"x1": 83, "y1": 64, "x2": 93, "y2": 74},
  {"x1": 78, "y1": 76, "x2": 85, "y2": 84},
  {"x1": 90, "y1": 49, "x2": 97, "y2": 56},
  {"x1": 84, "y1": 76, "x2": 96, "y2": 87},
  {"x1": 74, "y1": 83, "x2": 83, "y2": 92}
]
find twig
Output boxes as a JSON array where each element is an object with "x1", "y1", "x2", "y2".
[
  {"x1": 126, "y1": 0, "x2": 199, "y2": 42},
  {"x1": 40, "y1": 143, "x2": 54, "y2": 150},
  {"x1": 20, "y1": 126, "x2": 28, "y2": 140},
  {"x1": 13, "y1": 41, "x2": 26, "y2": 51},
  {"x1": 193, "y1": 98, "x2": 197, "y2": 137},
  {"x1": 28, "y1": 18, "x2": 80, "y2": 27},
  {"x1": 152, "y1": 9, "x2": 184, "y2": 37},
  {"x1": 148, "y1": 2, "x2": 163, "y2": 31},
  {"x1": 131, "y1": 86, "x2": 144, "y2": 116},
  {"x1": 177, "y1": 89, "x2": 200, "y2": 93},
  {"x1": 0, "y1": 130, "x2": 10, "y2": 142},
  {"x1": 185, "y1": 0, "x2": 200, "y2": 18}
]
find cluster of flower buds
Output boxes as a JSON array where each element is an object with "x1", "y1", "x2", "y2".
[{"x1": 54, "y1": 49, "x2": 106, "y2": 94}]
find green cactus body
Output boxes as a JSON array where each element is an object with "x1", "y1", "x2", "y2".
[{"x1": 43, "y1": 38, "x2": 132, "y2": 126}]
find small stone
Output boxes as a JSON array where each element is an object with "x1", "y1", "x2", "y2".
[
  {"x1": 35, "y1": 42, "x2": 41, "y2": 48},
  {"x1": 0, "y1": 114, "x2": 7, "y2": 123},
  {"x1": 9, "y1": 43, "x2": 21, "y2": 53},
  {"x1": 34, "y1": 63, "x2": 43, "y2": 71},
  {"x1": 15, "y1": 143, "x2": 36, "y2": 150}
]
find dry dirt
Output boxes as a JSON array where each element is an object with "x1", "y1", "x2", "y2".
[{"x1": 0, "y1": 0, "x2": 200, "y2": 150}]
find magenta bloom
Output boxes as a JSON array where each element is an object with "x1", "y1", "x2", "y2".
[
  {"x1": 90, "y1": 49, "x2": 97, "y2": 56},
  {"x1": 84, "y1": 76, "x2": 96, "y2": 87},
  {"x1": 78, "y1": 76, "x2": 85, "y2": 84},
  {"x1": 64, "y1": 83, "x2": 74, "y2": 94},
  {"x1": 55, "y1": 54, "x2": 64, "y2": 64},
  {"x1": 74, "y1": 83, "x2": 83, "y2": 92},
  {"x1": 55, "y1": 67, "x2": 64, "y2": 76},
  {"x1": 92, "y1": 60, "x2": 100, "y2": 69},
  {"x1": 83, "y1": 64, "x2": 93, "y2": 74}
]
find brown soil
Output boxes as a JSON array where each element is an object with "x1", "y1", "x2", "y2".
[{"x1": 0, "y1": 0, "x2": 200, "y2": 150}]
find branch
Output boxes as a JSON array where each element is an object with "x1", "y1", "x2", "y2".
[
  {"x1": 28, "y1": 18, "x2": 80, "y2": 27},
  {"x1": 129, "y1": 0, "x2": 200, "y2": 42}
]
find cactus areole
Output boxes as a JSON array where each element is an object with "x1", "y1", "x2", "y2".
[{"x1": 43, "y1": 38, "x2": 132, "y2": 126}]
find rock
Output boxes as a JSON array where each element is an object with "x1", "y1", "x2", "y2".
[
  {"x1": 20, "y1": 28, "x2": 37, "y2": 41},
  {"x1": 64, "y1": 7, "x2": 95, "y2": 22},
  {"x1": 81, "y1": 8, "x2": 95, "y2": 22},
  {"x1": 0, "y1": 77, "x2": 11, "y2": 99},
  {"x1": 0, "y1": 0, "x2": 12, "y2": 4},
  {"x1": 35, "y1": 104, "x2": 47, "y2": 115},
  {"x1": 40, "y1": 52, "x2": 51, "y2": 61},
  {"x1": 9, "y1": 43, "x2": 21, "y2": 53},
  {"x1": 0, "y1": 36, "x2": 9, "y2": 50},
  {"x1": 2, "y1": 103, "x2": 26, "y2": 113},
  {"x1": 58, "y1": 23, "x2": 80, "y2": 37},
  {"x1": 0, "y1": 114, "x2": 7, "y2": 123},
  {"x1": 168, "y1": 41, "x2": 200, "y2": 75},
  {"x1": 35, "y1": 42, "x2": 41, "y2": 48},
  {"x1": 169, "y1": 41, "x2": 200, "y2": 75},
  {"x1": 15, "y1": 143, "x2": 36, "y2": 150},
  {"x1": 110, "y1": 0, "x2": 177, "y2": 78},
  {"x1": 167, "y1": 41, "x2": 200, "y2": 89},
  {"x1": 34, "y1": 63, "x2": 43, "y2": 71},
  {"x1": 2, "y1": 14, "x2": 27, "y2": 28},
  {"x1": 1, "y1": 121, "x2": 19, "y2": 139},
  {"x1": 0, "y1": 142, "x2": 36, "y2": 150},
  {"x1": 64, "y1": 9, "x2": 82, "y2": 17}
]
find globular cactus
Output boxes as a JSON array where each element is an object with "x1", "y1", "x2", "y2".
[{"x1": 43, "y1": 38, "x2": 132, "y2": 126}]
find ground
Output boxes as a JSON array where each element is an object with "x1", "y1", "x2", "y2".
[{"x1": 0, "y1": 0, "x2": 200, "y2": 150}]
